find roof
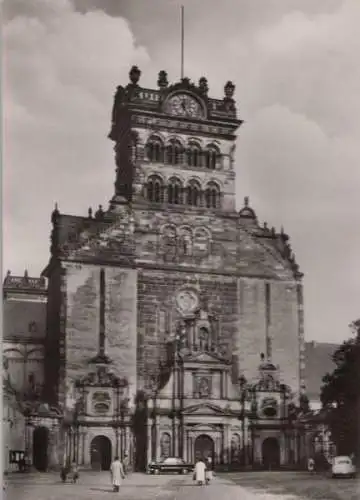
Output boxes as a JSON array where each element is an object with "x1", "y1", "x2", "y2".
[
  {"x1": 304, "y1": 341, "x2": 339, "y2": 401},
  {"x1": 3, "y1": 271, "x2": 47, "y2": 298},
  {"x1": 3, "y1": 299, "x2": 46, "y2": 341}
]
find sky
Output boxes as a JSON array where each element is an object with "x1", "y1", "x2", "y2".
[{"x1": 3, "y1": 0, "x2": 360, "y2": 343}]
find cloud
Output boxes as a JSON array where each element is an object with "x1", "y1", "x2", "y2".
[
  {"x1": 3, "y1": 0, "x2": 150, "y2": 271},
  {"x1": 3, "y1": 0, "x2": 360, "y2": 342}
]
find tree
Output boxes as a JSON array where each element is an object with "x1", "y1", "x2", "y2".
[{"x1": 320, "y1": 324, "x2": 360, "y2": 456}]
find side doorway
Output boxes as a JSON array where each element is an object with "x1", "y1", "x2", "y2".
[{"x1": 33, "y1": 426, "x2": 49, "y2": 472}]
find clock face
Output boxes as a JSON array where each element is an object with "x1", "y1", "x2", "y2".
[{"x1": 166, "y1": 94, "x2": 203, "y2": 118}]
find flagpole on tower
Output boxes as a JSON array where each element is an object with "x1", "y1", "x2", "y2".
[{"x1": 181, "y1": 5, "x2": 184, "y2": 79}]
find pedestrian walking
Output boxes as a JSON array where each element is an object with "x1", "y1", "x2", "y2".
[
  {"x1": 110, "y1": 456, "x2": 125, "y2": 492},
  {"x1": 307, "y1": 457, "x2": 315, "y2": 474},
  {"x1": 193, "y1": 458, "x2": 206, "y2": 485}
]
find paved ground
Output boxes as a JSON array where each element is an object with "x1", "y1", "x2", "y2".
[
  {"x1": 225, "y1": 471, "x2": 360, "y2": 500},
  {"x1": 4, "y1": 470, "x2": 359, "y2": 500},
  {"x1": 3, "y1": 471, "x2": 298, "y2": 500}
]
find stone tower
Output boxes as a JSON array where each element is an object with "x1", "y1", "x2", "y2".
[{"x1": 39, "y1": 66, "x2": 305, "y2": 470}]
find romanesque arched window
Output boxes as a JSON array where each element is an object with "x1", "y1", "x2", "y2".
[
  {"x1": 166, "y1": 139, "x2": 182, "y2": 165},
  {"x1": 204, "y1": 145, "x2": 220, "y2": 170},
  {"x1": 186, "y1": 180, "x2": 201, "y2": 207},
  {"x1": 147, "y1": 175, "x2": 164, "y2": 203},
  {"x1": 167, "y1": 177, "x2": 182, "y2": 205},
  {"x1": 204, "y1": 182, "x2": 221, "y2": 209},
  {"x1": 186, "y1": 143, "x2": 202, "y2": 167},
  {"x1": 146, "y1": 136, "x2": 164, "y2": 163}
]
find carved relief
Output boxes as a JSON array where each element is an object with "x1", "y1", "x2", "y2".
[
  {"x1": 175, "y1": 289, "x2": 199, "y2": 315},
  {"x1": 260, "y1": 397, "x2": 278, "y2": 418},
  {"x1": 92, "y1": 391, "x2": 112, "y2": 415}
]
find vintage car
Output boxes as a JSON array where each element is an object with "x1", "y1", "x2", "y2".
[
  {"x1": 331, "y1": 456, "x2": 356, "y2": 478},
  {"x1": 147, "y1": 457, "x2": 193, "y2": 475}
]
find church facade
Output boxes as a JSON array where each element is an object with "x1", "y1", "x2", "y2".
[{"x1": 3, "y1": 66, "x2": 308, "y2": 472}]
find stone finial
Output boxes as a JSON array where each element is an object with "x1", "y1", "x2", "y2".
[
  {"x1": 157, "y1": 70, "x2": 168, "y2": 88},
  {"x1": 95, "y1": 204, "x2": 104, "y2": 220},
  {"x1": 51, "y1": 202, "x2": 60, "y2": 224},
  {"x1": 129, "y1": 65, "x2": 141, "y2": 85},
  {"x1": 263, "y1": 222, "x2": 268, "y2": 230},
  {"x1": 88, "y1": 207, "x2": 93, "y2": 219},
  {"x1": 224, "y1": 80, "x2": 235, "y2": 99},
  {"x1": 271, "y1": 227, "x2": 276, "y2": 236},
  {"x1": 244, "y1": 196, "x2": 249, "y2": 207},
  {"x1": 260, "y1": 352, "x2": 265, "y2": 361},
  {"x1": 199, "y1": 76, "x2": 209, "y2": 95},
  {"x1": 6, "y1": 270, "x2": 11, "y2": 277}
]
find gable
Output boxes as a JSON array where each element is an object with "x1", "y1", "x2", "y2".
[{"x1": 237, "y1": 227, "x2": 297, "y2": 280}]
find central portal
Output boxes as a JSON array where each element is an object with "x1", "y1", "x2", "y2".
[
  {"x1": 194, "y1": 434, "x2": 214, "y2": 463},
  {"x1": 90, "y1": 435, "x2": 112, "y2": 471},
  {"x1": 262, "y1": 437, "x2": 280, "y2": 470}
]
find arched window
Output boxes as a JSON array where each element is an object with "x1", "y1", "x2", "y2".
[
  {"x1": 146, "y1": 136, "x2": 164, "y2": 163},
  {"x1": 186, "y1": 143, "x2": 201, "y2": 167},
  {"x1": 147, "y1": 175, "x2": 164, "y2": 203},
  {"x1": 186, "y1": 181, "x2": 201, "y2": 207},
  {"x1": 205, "y1": 182, "x2": 220, "y2": 209},
  {"x1": 204, "y1": 145, "x2": 220, "y2": 170},
  {"x1": 167, "y1": 178, "x2": 182, "y2": 205},
  {"x1": 166, "y1": 139, "x2": 182, "y2": 165},
  {"x1": 160, "y1": 433, "x2": 171, "y2": 459}
]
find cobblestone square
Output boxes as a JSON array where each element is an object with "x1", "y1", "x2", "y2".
[{"x1": 3, "y1": 471, "x2": 298, "y2": 500}]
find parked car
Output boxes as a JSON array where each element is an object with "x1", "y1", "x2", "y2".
[
  {"x1": 147, "y1": 457, "x2": 193, "y2": 475},
  {"x1": 331, "y1": 456, "x2": 356, "y2": 478}
]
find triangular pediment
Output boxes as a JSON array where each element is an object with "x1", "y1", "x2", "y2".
[
  {"x1": 181, "y1": 350, "x2": 229, "y2": 364},
  {"x1": 183, "y1": 402, "x2": 231, "y2": 416}
]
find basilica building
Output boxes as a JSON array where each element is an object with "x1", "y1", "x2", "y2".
[{"x1": 3, "y1": 66, "x2": 310, "y2": 472}]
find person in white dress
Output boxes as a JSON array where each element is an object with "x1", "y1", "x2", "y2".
[
  {"x1": 110, "y1": 456, "x2": 125, "y2": 492},
  {"x1": 194, "y1": 458, "x2": 206, "y2": 485}
]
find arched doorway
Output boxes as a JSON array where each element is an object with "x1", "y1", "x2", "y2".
[
  {"x1": 194, "y1": 434, "x2": 214, "y2": 463},
  {"x1": 33, "y1": 426, "x2": 49, "y2": 471},
  {"x1": 90, "y1": 436, "x2": 112, "y2": 471},
  {"x1": 262, "y1": 437, "x2": 280, "y2": 470}
]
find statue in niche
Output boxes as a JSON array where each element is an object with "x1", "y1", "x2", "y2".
[
  {"x1": 198, "y1": 377, "x2": 211, "y2": 398},
  {"x1": 199, "y1": 327, "x2": 210, "y2": 351}
]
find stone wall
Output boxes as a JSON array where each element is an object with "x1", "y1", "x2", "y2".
[
  {"x1": 137, "y1": 269, "x2": 238, "y2": 388},
  {"x1": 63, "y1": 263, "x2": 138, "y2": 405},
  {"x1": 270, "y1": 281, "x2": 301, "y2": 397},
  {"x1": 64, "y1": 263, "x2": 100, "y2": 391},
  {"x1": 105, "y1": 267, "x2": 138, "y2": 402}
]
